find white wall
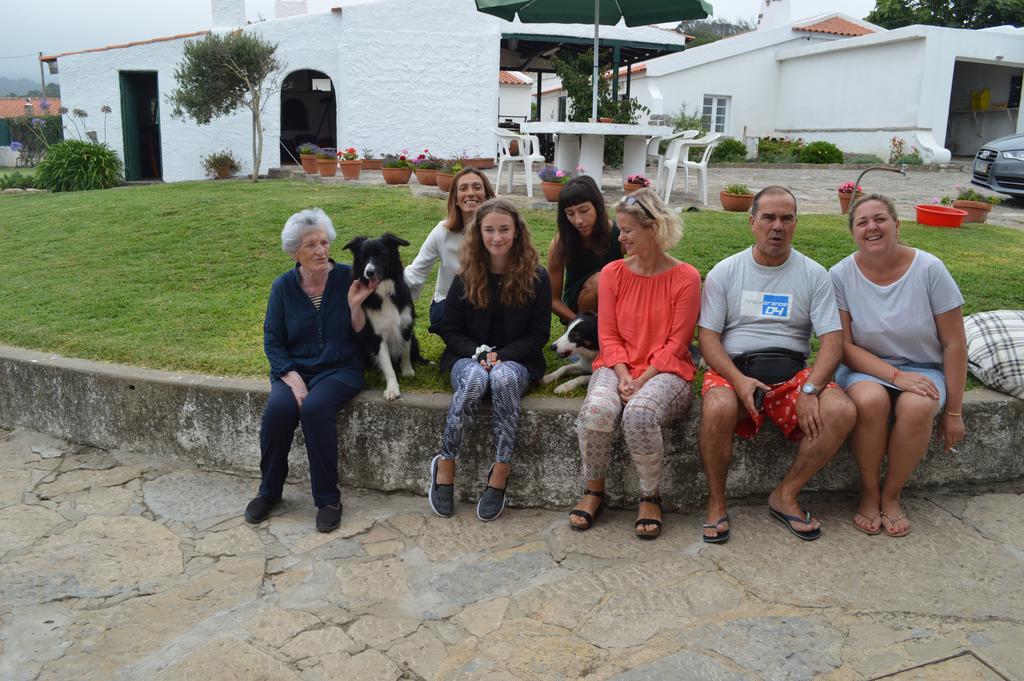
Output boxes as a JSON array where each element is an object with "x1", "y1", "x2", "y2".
[
  {"x1": 55, "y1": 0, "x2": 500, "y2": 182},
  {"x1": 498, "y1": 84, "x2": 532, "y2": 122}
]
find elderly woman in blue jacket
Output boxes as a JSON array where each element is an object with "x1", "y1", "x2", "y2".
[{"x1": 244, "y1": 207, "x2": 377, "y2": 533}]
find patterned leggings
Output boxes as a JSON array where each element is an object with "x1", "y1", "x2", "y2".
[
  {"x1": 440, "y1": 357, "x2": 531, "y2": 464},
  {"x1": 578, "y1": 366, "x2": 692, "y2": 496}
]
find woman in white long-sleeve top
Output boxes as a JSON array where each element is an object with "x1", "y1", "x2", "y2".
[{"x1": 404, "y1": 168, "x2": 496, "y2": 326}]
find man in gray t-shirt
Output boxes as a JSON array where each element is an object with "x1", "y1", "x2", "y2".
[{"x1": 697, "y1": 187, "x2": 855, "y2": 544}]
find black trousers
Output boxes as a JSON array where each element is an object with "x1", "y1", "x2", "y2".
[{"x1": 258, "y1": 376, "x2": 360, "y2": 507}]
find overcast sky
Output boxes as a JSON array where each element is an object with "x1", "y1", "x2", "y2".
[{"x1": 1, "y1": 0, "x2": 878, "y2": 83}]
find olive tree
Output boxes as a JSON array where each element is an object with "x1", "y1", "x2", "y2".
[{"x1": 168, "y1": 31, "x2": 285, "y2": 182}]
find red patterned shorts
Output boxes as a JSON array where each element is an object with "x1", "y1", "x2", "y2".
[{"x1": 701, "y1": 367, "x2": 840, "y2": 441}]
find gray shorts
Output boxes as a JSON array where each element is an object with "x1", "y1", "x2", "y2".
[{"x1": 835, "y1": 361, "x2": 947, "y2": 411}]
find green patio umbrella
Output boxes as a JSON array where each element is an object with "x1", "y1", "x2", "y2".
[{"x1": 477, "y1": 0, "x2": 713, "y2": 120}]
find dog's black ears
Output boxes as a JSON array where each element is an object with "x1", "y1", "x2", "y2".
[
  {"x1": 342, "y1": 236, "x2": 367, "y2": 252},
  {"x1": 382, "y1": 232, "x2": 410, "y2": 248}
]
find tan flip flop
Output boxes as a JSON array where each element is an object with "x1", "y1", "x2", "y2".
[
  {"x1": 880, "y1": 510, "x2": 910, "y2": 537},
  {"x1": 852, "y1": 511, "x2": 882, "y2": 536}
]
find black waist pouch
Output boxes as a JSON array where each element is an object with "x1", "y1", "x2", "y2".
[{"x1": 732, "y1": 347, "x2": 807, "y2": 385}]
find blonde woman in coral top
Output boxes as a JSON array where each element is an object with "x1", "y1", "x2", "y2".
[{"x1": 568, "y1": 188, "x2": 701, "y2": 539}]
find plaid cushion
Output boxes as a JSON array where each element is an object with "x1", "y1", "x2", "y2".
[{"x1": 964, "y1": 310, "x2": 1024, "y2": 399}]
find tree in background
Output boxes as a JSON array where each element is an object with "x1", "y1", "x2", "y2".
[
  {"x1": 168, "y1": 31, "x2": 285, "y2": 182},
  {"x1": 552, "y1": 49, "x2": 649, "y2": 165},
  {"x1": 675, "y1": 18, "x2": 756, "y2": 47},
  {"x1": 866, "y1": 0, "x2": 1024, "y2": 29}
]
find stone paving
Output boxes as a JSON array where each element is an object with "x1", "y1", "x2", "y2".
[{"x1": 2, "y1": 426, "x2": 1022, "y2": 681}]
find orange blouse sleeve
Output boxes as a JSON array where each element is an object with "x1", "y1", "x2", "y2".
[{"x1": 597, "y1": 261, "x2": 630, "y2": 368}]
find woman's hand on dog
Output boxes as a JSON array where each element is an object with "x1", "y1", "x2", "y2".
[
  {"x1": 281, "y1": 371, "x2": 309, "y2": 409},
  {"x1": 348, "y1": 278, "x2": 379, "y2": 308}
]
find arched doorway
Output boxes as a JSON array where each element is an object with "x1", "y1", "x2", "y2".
[{"x1": 280, "y1": 69, "x2": 336, "y2": 164}]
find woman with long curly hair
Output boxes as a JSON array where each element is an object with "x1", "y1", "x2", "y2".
[
  {"x1": 404, "y1": 167, "x2": 496, "y2": 326},
  {"x1": 427, "y1": 198, "x2": 552, "y2": 521},
  {"x1": 547, "y1": 175, "x2": 621, "y2": 323}
]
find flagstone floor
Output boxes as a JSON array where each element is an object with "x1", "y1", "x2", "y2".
[{"x1": 1, "y1": 426, "x2": 1021, "y2": 680}]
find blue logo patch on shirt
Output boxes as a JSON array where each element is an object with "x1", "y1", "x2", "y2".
[{"x1": 761, "y1": 294, "x2": 791, "y2": 318}]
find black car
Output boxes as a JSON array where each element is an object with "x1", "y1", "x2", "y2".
[{"x1": 972, "y1": 132, "x2": 1024, "y2": 198}]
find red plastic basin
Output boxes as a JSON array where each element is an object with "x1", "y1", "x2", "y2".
[{"x1": 914, "y1": 204, "x2": 967, "y2": 228}]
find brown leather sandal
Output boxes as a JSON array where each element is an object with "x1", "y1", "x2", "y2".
[
  {"x1": 568, "y1": 489, "x2": 604, "y2": 531},
  {"x1": 635, "y1": 495, "x2": 663, "y2": 540}
]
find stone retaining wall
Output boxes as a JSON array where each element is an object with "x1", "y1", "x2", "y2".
[{"x1": 2, "y1": 344, "x2": 1021, "y2": 511}]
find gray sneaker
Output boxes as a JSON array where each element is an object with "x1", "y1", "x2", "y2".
[
  {"x1": 428, "y1": 454, "x2": 454, "y2": 518},
  {"x1": 476, "y1": 463, "x2": 508, "y2": 522}
]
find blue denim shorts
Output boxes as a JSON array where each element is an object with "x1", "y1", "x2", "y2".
[{"x1": 835, "y1": 361, "x2": 947, "y2": 411}]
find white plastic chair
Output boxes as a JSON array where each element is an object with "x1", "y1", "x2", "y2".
[
  {"x1": 660, "y1": 132, "x2": 722, "y2": 206},
  {"x1": 493, "y1": 128, "x2": 545, "y2": 198},
  {"x1": 646, "y1": 129, "x2": 699, "y2": 193}
]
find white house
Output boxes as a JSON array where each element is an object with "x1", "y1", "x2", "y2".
[
  {"x1": 44, "y1": 0, "x2": 503, "y2": 182},
  {"x1": 498, "y1": 71, "x2": 533, "y2": 124},
  {"x1": 537, "y1": 0, "x2": 1024, "y2": 163}
]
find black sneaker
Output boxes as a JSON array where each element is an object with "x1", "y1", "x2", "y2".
[
  {"x1": 315, "y1": 502, "x2": 343, "y2": 533},
  {"x1": 476, "y1": 463, "x2": 508, "y2": 522},
  {"x1": 244, "y1": 495, "x2": 280, "y2": 524},
  {"x1": 428, "y1": 454, "x2": 454, "y2": 518}
]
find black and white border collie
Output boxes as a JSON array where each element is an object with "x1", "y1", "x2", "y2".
[
  {"x1": 343, "y1": 233, "x2": 422, "y2": 400},
  {"x1": 542, "y1": 311, "x2": 599, "y2": 394}
]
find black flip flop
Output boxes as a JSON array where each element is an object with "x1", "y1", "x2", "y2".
[
  {"x1": 701, "y1": 514, "x2": 731, "y2": 544},
  {"x1": 769, "y1": 506, "x2": 821, "y2": 541}
]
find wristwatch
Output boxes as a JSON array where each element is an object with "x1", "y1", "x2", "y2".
[{"x1": 801, "y1": 382, "x2": 819, "y2": 396}]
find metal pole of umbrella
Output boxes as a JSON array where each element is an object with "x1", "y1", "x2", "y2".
[{"x1": 592, "y1": 0, "x2": 600, "y2": 121}]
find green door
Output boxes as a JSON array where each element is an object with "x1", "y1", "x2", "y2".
[
  {"x1": 119, "y1": 72, "x2": 162, "y2": 181},
  {"x1": 120, "y1": 73, "x2": 142, "y2": 180}
]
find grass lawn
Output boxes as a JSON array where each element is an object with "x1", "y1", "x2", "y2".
[{"x1": 2, "y1": 179, "x2": 1021, "y2": 394}]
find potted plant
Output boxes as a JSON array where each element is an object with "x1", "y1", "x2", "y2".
[
  {"x1": 361, "y1": 148, "x2": 382, "y2": 171},
  {"x1": 412, "y1": 149, "x2": 440, "y2": 186},
  {"x1": 381, "y1": 151, "x2": 413, "y2": 185},
  {"x1": 538, "y1": 166, "x2": 574, "y2": 202},
  {"x1": 338, "y1": 147, "x2": 362, "y2": 180},
  {"x1": 838, "y1": 181, "x2": 864, "y2": 214},
  {"x1": 201, "y1": 150, "x2": 241, "y2": 180},
  {"x1": 314, "y1": 148, "x2": 337, "y2": 177},
  {"x1": 941, "y1": 186, "x2": 1000, "y2": 223},
  {"x1": 624, "y1": 173, "x2": 651, "y2": 194},
  {"x1": 297, "y1": 143, "x2": 318, "y2": 175},
  {"x1": 436, "y1": 156, "x2": 466, "y2": 193},
  {"x1": 719, "y1": 183, "x2": 755, "y2": 212}
]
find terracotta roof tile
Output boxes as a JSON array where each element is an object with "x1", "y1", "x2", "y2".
[
  {"x1": 499, "y1": 71, "x2": 531, "y2": 86},
  {"x1": 40, "y1": 31, "x2": 209, "y2": 62},
  {"x1": 794, "y1": 17, "x2": 874, "y2": 37},
  {"x1": 0, "y1": 97, "x2": 62, "y2": 119}
]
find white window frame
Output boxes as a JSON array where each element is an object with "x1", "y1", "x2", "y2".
[{"x1": 702, "y1": 95, "x2": 730, "y2": 133}]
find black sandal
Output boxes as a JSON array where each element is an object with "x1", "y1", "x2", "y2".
[
  {"x1": 635, "y1": 495, "x2": 663, "y2": 540},
  {"x1": 568, "y1": 489, "x2": 604, "y2": 531}
]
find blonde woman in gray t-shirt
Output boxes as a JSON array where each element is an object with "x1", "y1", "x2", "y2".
[{"x1": 830, "y1": 195, "x2": 967, "y2": 538}]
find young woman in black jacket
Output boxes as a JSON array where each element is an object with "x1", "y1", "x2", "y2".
[{"x1": 427, "y1": 198, "x2": 551, "y2": 521}]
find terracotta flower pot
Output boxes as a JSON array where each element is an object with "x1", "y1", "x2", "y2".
[
  {"x1": 381, "y1": 167, "x2": 413, "y2": 185},
  {"x1": 838, "y1": 191, "x2": 864, "y2": 214},
  {"x1": 541, "y1": 181, "x2": 564, "y2": 202},
  {"x1": 952, "y1": 199, "x2": 992, "y2": 223},
  {"x1": 299, "y1": 154, "x2": 318, "y2": 174},
  {"x1": 362, "y1": 159, "x2": 383, "y2": 171},
  {"x1": 720, "y1": 191, "x2": 755, "y2": 212},
  {"x1": 623, "y1": 182, "x2": 646, "y2": 195},
  {"x1": 317, "y1": 158, "x2": 337, "y2": 177},
  {"x1": 339, "y1": 160, "x2": 362, "y2": 180},
  {"x1": 415, "y1": 169, "x2": 437, "y2": 186},
  {"x1": 436, "y1": 172, "x2": 454, "y2": 193}
]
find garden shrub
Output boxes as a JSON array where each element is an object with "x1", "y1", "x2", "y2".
[
  {"x1": 757, "y1": 136, "x2": 803, "y2": 163},
  {"x1": 0, "y1": 172, "x2": 35, "y2": 190},
  {"x1": 33, "y1": 140, "x2": 124, "y2": 192},
  {"x1": 711, "y1": 138, "x2": 748, "y2": 162},
  {"x1": 844, "y1": 153, "x2": 886, "y2": 164},
  {"x1": 799, "y1": 141, "x2": 843, "y2": 164}
]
